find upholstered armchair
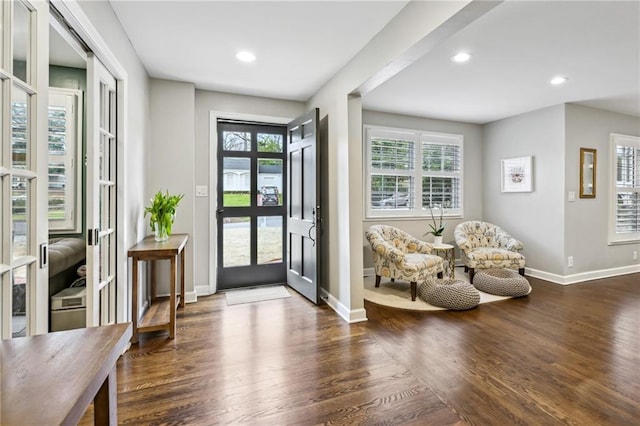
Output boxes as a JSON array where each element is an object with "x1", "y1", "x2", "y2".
[
  {"x1": 366, "y1": 225, "x2": 444, "y2": 301},
  {"x1": 454, "y1": 221, "x2": 525, "y2": 283}
]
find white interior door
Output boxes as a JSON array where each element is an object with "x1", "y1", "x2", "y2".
[
  {"x1": 86, "y1": 54, "x2": 117, "y2": 327},
  {"x1": 1, "y1": 0, "x2": 49, "y2": 339}
]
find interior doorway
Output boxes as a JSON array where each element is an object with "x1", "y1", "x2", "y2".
[{"x1": 216, "y1": 121, "x2": 287, "y2": 290}]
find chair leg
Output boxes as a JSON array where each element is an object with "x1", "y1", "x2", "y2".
[
  {"x1": 519, "y1": 268, "x2": 525, "y2": 276},
  {"x1": 410, "y1": 282, "x2": 417, "y2": 301},
  {"x1": 390, "y1": 278, "x2": 395, "y2": 282},
  {"x1": 464, "y1": 266, "x2": 469, "y2": 273},
  {"x1": 469, "y1": 268, "x2": 475, "y2": 284},
  {"x1": 375, "y1": 275, "x2": 381, "y2": 287}
]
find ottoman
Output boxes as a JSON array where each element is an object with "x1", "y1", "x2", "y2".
[
  {"x1": 418, "y1": 279, "x2": 480, "y2": 310},
  {"x1": 473, "y1": 268, "x2": 531, "y2": 297}
]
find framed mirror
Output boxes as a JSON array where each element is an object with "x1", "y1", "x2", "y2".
[{"x1": 579, "y1": 148, "x2": 596, "y2": 198}]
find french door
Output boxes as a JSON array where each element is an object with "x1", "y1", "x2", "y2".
[
  {"x1": 86, "y1": 54, "x2": 117, "y2": 326},
  {"x1": 216, "y1": 121, "x2": 287, "y2": 289},
  {"x1": 1, "y1": 0, "x2": 49, "y2": 338}
]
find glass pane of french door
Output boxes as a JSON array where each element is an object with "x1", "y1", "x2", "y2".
[
  {"x1": 216, "y1": 122, "x2": 287, "y2": 290},
  {"x1": 86, "y1": 55, "x2": 117, "y2": 327},
  {"x1": 2, "y1": 0, "x2": 47, "y2": 339}
]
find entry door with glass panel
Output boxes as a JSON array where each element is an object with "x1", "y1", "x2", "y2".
[{"x1": 216, "y1": 122, "x2": 287, "y2": 290}]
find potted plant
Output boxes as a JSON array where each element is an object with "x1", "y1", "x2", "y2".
[
  {"x1": 144, "y1": 190, "x2": 184, "y2": 241},
  {"x1": 425, "y1": 202, "x2": 449, "y2": 245}
]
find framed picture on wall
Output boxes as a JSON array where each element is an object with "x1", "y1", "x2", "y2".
[{"x1": 501, "y1": 156, "x2": 533, "y2": 192}]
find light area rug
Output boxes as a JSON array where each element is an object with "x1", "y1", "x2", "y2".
[
  {"x1": 363, "y1": 268, "x2": 511, "y2": 311},
  {"x1": 225, "y1": 285, "x2": 291, "y2": 306}
]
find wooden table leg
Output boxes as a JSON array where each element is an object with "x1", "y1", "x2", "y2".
[
  {"x1": 94, "y1": 365, "x2": 117, "y2": 426},
  {"x1": 169, "y1": 256, "x2": 177, "y2": 339},
  {"x1": 150, "y1": 260, "x2": 156, "y2": 302},
  {"x1": 131, "y1": 258, "x2": 139, "y2": 344},
  {"x1": 179, "y1": 247, "x2": 185, "y2": 308}
]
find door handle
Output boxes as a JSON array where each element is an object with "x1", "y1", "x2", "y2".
[
  {"x1": 216, "y1": 208, "x2": 224, "y2": 217},
  {"x1": 308, "y1": 207, "x2": 318, "y2": 247},
  {"x1": 308, "y1": 223, "x2": 316, "y2": 247}
]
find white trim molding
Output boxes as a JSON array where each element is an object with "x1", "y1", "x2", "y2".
[
  {"x1": 526, "y1": 265, "x2": 640, "y2": 285},
  {"x1": 195, "y1": 284, "x2": 212, "y2": 297},
  {"x1": 366, "y1": 265, "x2": 639, "y2": 286},
  {"x1": 158, "y1": 290, "x2": 198, "y2": 304},
  {"x1": 321, "y1": 289, "x2": 368, "y2": 323}
]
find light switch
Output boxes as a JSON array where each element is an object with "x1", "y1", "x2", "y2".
[
  {"x1": 195, "y1": 185, "x2": 208, "y2": 197},
  {"x1": 568, "y1": 191, "x2": 576, "y2": 202}
]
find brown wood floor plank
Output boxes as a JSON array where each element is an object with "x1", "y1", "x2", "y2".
[
  {"x1": 365, "y1": 272, "x2": 640, "y2": 425},
  {"x1": 80, "y1": 271, "x2": 638, "y2": 425}
]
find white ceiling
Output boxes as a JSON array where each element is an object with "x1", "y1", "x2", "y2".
[
  {"x1": 109, "y1": 0, "x2": 640, "y2": 124},
  {"x1": 364, "y1": 0, "x2": 640, "y2": 123},
  {"x1": 109, "y1": 0, "x2": 408, "y2": 100}
]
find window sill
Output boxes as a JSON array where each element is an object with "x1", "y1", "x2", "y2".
[
  {"x1": 364, "y1": 214, "x2": 464, "y2": 222},
  {"x1": 608, "y1": 238, "x2": 640, "y2": 246}
]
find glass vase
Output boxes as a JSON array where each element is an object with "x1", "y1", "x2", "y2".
[{"x1": 154, "y1": 222, "x2": 169, "y2": 242}]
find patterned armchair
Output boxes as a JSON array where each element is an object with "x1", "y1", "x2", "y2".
[
  {"x1": 454, "y1": 221, "x2": 526, "y2": 283},
  {"x1": 366, "y1": 225, "x2": 444, "y2": 301}
]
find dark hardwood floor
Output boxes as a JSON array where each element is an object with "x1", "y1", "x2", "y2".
[{"x1": 90, "y1": 272, "x2": 639, "y2": 425}]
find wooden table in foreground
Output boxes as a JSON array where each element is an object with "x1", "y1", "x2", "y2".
[
  {"x1": 127, "y1": 233, "x2": 188, "y2": 343},
  {"x1": 0, "y1": 323, "x2": 132, "y2": 426}
]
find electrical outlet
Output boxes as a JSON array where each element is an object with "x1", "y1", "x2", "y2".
[
  {"x1": 568, "y1": 256, "x2": 574, "y2": 268},
  {"x1": 634, "y1": 251, "x2": 638, "y2": 261}
]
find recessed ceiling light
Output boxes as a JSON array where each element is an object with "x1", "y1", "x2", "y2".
[
  {"x1": 550, "y1": 76, "x2": 568, "y2": 85},
  {"x1": 451, "y1": 52, "x2": 472, "y2": 63},
  {"x1": 236, "y1": 51, "x2": 256, "y2": 63}
]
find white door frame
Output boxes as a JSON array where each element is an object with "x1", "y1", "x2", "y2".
[{"x1": 50, "y1": 0, "x2": 129, "y2": 323}]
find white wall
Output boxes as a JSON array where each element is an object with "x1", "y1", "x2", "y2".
[
  {"x1": 483, "y1": 105, "x2": 566, "y2": 275},
  {"x1": 361, "y1": 110, "x2": 484, "y2": 268},
  {"x1": 194, "y1": 91, "x2": 305, "y2": 294},
  {"x1": 564, "y1": 104, "x2": 640, "y2": 274},
  {"x1": 147, "y1": 79, "x2": 196, "y2": 299},
  {"x1": 484, "y1": 103, "x2": 640, "y2": 281}
]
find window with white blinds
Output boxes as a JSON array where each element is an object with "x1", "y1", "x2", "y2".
[
  {"x1": 610, "y1": 133, "x2": 640, "y2": 243},
  {"x1": 365, "y1": 126, "x2": 463, "y2": 218},
  {"x1": 48, "y1": 88, "x2": 83, "y2": 233}
]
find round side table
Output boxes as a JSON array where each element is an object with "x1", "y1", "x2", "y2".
[{"x1": 432, "y1": 243, "x2": 455, "y2": 278}]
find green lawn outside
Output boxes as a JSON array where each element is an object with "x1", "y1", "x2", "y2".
[
  {"x1": 224, "y1": 193, "x2": 250, "y2": 206},
  {"x1": 223, "y1": 193, "x2": 283, "y2": 206}
]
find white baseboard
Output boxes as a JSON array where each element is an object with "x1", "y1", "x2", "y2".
[
  {"x1": 195, "y1": 284, "x2": 212, "y2": 297},
  {"x1": 525, "y1": 264, "x2": 640, "y2": 285},
  {"x1": 366, "y1": 264, "x2": 640, "y2": 285},
  {"x1": 156, "y1": 290, "x2": 198, "y2": 303},
  {"x1": 321, "y1": 288, "x2": 368, "y2": 323}
]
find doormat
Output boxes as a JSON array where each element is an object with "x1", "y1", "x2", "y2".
[{"x1": 225, "y1": 285, "x2": 291, "y2": 306}]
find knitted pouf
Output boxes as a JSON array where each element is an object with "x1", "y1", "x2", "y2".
[
  {"x1": 418, "y1": 279, "x2": 480, "y2": 310},
  {"x1": 473, "y1": 268, "x2": 531, "y2": 297}
]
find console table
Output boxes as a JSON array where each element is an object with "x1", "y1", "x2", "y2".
[
  {"x1": 0, "y1": 323, "x2": 132, "y2": 425},
  {"x1": 128, "y1": 234, "x2": 188, "y2": 344}
]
